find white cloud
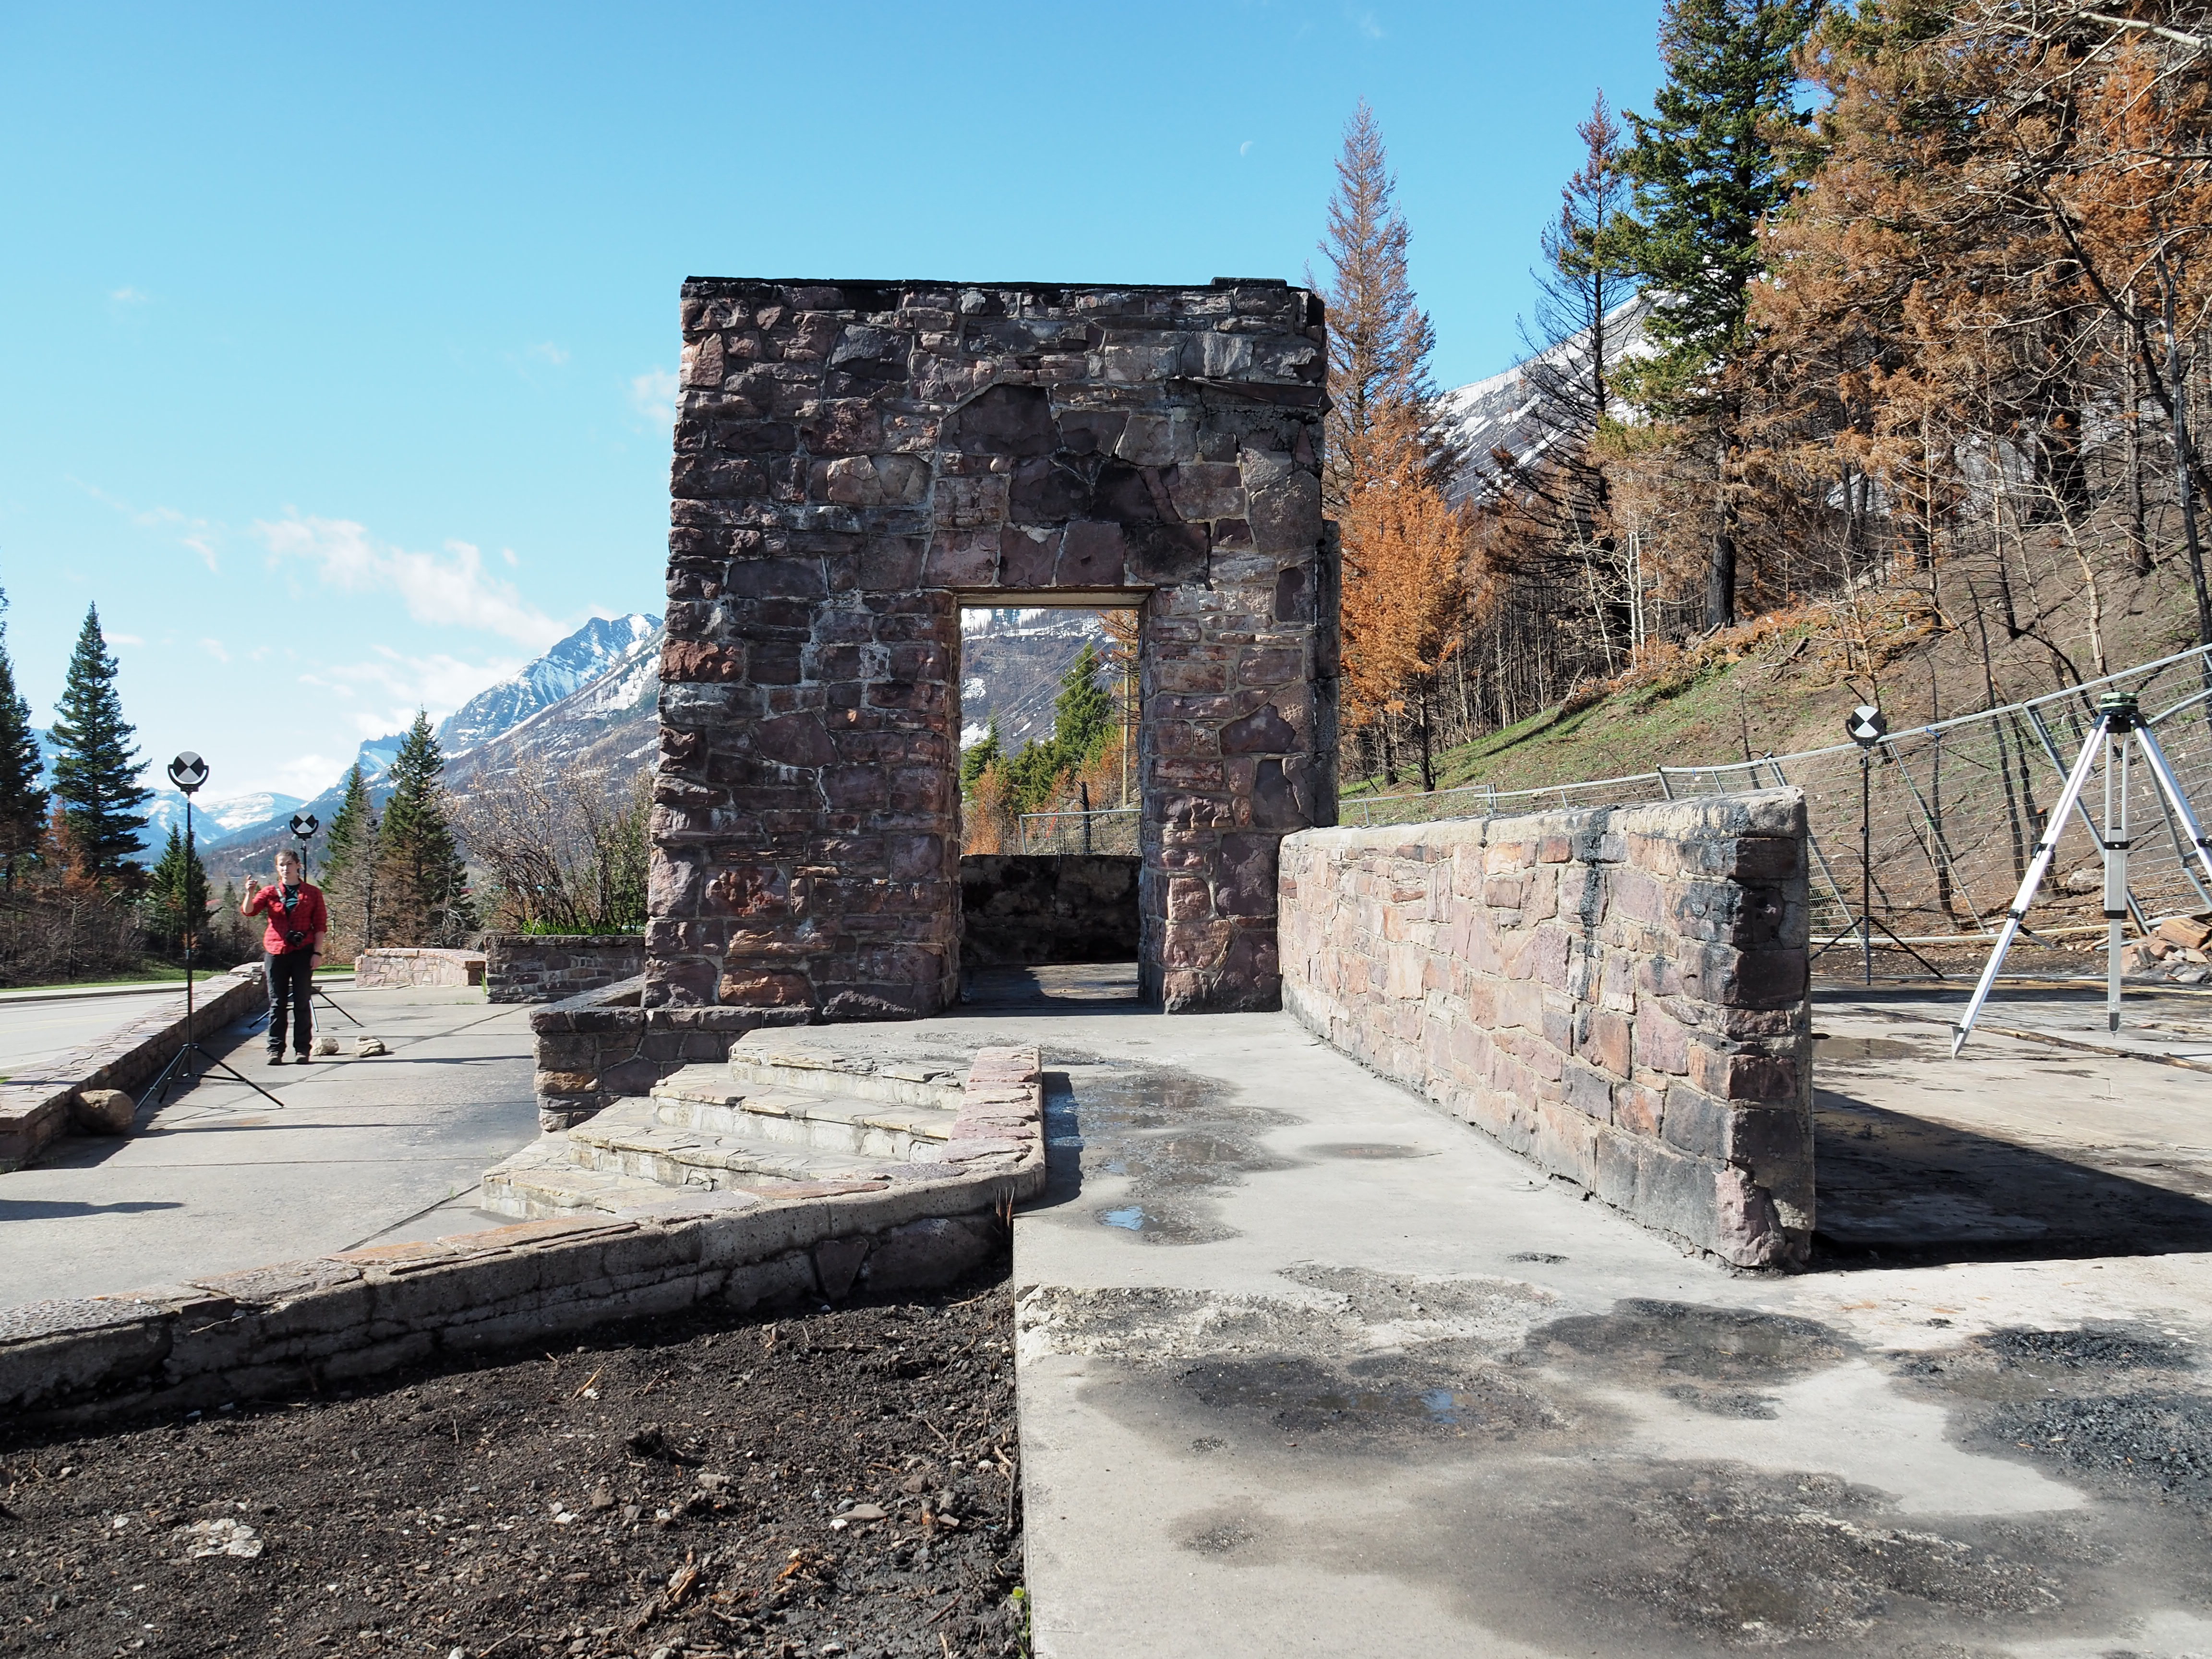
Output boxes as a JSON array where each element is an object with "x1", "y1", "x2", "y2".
[
  {"x1": 77, "y1": 484, "x2": 222, "y2": 570},
  {"x1": 630, "y1": 367, "x2": 679, "y2": 427},
  {"x1": 303, "y1": 645, "x2": 522, "y2": 741},
  {"x1": 110, "y1": 286, "x2": 149, "y2": 304},
  {"x1": 1347, "y1": 7, "x2": 1384, "y2": 38},
  {"x1": 253, "y1": 515, "x2": 565, "y2": 650},
  {"x1": 200, "y1": 637, "x2": 230, "y2": 663},
  {"x1": 526, "y1": 341, "x2": 569, "y2": 366},
  {"x1": 502, "y1": 547, "x2": 519, "y2": 567}
]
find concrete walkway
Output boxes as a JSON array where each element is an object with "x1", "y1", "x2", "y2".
[
  {"x1": 908, "y1": 985, "x2": 2212, "y2": 1659},
  {"x1": 0, "y1": 985, "x2": 536, "y2": 1306}
]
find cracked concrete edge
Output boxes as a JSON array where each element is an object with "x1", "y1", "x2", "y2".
[
  {"x1": 0, "y1": 1044, "x2": 1044, "y2": 1424},
  {"x1": 0, "y1": 967, "x2": 268, "y2": 1172}
]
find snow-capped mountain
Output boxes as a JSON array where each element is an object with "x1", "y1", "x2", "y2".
[
  {"x1": 438, "y1": 614, "x2": 658, "y2": 754},
  {"x1": 1438, "y1": 290, "x2": 1659, "y2": 506},
  {"x1": 138, "y1": 789, "x2": 309, "y2": 851}
]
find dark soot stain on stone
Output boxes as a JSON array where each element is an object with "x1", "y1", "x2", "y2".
[{"x1": 1519, "y1": 1299, "x2": 1850, "y2": 1386}]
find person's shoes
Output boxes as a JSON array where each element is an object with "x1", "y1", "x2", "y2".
[
  {"x1": 294, "y1": 1053, "x2": 313, "y2": 1064},
  {"x1": 266, "y1": 1052, "x2": 285, "y2": 1067}
]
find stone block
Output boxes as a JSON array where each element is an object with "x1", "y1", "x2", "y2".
[{"x1": 72, "y1": 1089, "x2": 135, "y2": 1136}]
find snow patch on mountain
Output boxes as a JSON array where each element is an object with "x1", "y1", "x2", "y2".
[{"x1": 438, "y1": 614, "x2": 658, "y2": 755}]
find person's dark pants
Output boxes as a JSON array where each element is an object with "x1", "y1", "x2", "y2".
[{"x1": 265, "y1": 950, "x2": 313, "y2": 1056}]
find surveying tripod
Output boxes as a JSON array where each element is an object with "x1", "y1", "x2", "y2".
[{"x1": 1952, "y1": 690, "x2": 2212, "y2": 1055}]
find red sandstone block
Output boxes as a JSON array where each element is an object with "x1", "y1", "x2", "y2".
[
  {"x1": 1687, "y1": 1044, "x2": 1800, "y2": 1102},
  {"x1": 1633, "y1": 1000, "x2": 1691, "y2": 1075}
]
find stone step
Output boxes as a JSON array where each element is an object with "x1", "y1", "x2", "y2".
[
  {"x1": 562, "y1": 1096, "x2": 923, "y2": 1192},
  {"x1": 726, "y1": 1034, "x2": 970, "y2": 1111},
  {"x1": 480, "y1": 1136, "x2": 684, "y2": 1220},
  {"x1": 649, "y1": 1064, "x2": 959, "y2": 1159}
]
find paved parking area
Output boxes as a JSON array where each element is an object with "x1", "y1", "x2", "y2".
[{"x1": 0, "y1": 985, "x2": 535, "y2": 1306}]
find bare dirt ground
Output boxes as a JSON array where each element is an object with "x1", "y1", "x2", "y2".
[{"x1": 0, "y1": 1270, "x2": 1023, "y2": 1659}]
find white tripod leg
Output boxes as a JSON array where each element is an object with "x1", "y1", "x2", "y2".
[
  {"x1": 1954, "y1": 716, "x2": 2110, "y2": 1056},
  {"x1": 2104, "y1": 730, "x2": 2131, "y2": 1034},
  {"x1": 2135, "y1": 721, "x2": 2212, "y2": 894}
]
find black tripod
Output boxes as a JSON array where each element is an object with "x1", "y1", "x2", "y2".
[
  {"x1": 1807, "y1": 705, "x2": 1944, "y2": 983},
  {"x1": 289, "y1": 813, "x2": 361, "y2": 1028},
  {"x1": 137, "y1": 753, "x2": 288, "y2": 1113}
]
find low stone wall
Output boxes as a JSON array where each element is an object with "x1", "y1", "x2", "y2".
[
  {"x1": 960, "y1": 855, "x2": 1140, "y2": 968},
  {"x1": 1278, "y1": 790, "x2": 1812, "y2": 1270},
  {"x1": 484, "y1": 934, "x2": 647, "y2": 1004},
  {"x1": 530, "y1": 976, "x2": 807, "y2": 1131},
  {"x1": 355, "y1": 948, "x2": 486, "y2": 989},
  {"x1": 0, "y1": 968, "x2": 269, "y2": 1171}
]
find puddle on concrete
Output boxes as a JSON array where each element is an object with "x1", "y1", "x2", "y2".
[
  {"x1": 1301, "y1": 1142, "x2": 1434, "y2": 1160},
  {"x1": 1179, "y1": 1351, "x2": 1565, "y2": 1445},
  {"x1": 1518, "y1": 1298, "x2": 1851, "y2": 1387},
  {"x1": 1048, "y1": 1064, "x2": 1302, "y2": 1247}
]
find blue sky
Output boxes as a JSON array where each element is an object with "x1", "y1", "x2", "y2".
[{"x1": 0, "y1": 2, "x2": 1665, "y2": 801}]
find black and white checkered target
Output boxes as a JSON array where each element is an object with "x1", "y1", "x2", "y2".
[{"x1": 1846, "y1": 705, "x2": 1888, "y2": 748}]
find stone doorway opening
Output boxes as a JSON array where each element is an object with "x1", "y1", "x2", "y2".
[{"x1": 956, "y1": 600, "x2": 1142, "y2": 1006}]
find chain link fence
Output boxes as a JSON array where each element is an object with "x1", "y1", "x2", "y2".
[{"x1": 1018, "y1": 645, "x2": 2212, "y2": 943}]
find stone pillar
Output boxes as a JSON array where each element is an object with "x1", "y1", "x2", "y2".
[{"x1": 649, "y1": 279, "x2": 1333, "y2": 1019}]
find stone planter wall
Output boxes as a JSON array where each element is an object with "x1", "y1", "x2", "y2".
[
  {"x1": 1278, "y1": 790, "x2": 1813, "y2": 1270},
  {"x1": 959, "y1": 854, "x2": 1140, "y2": 968},
  {"x1": 529, "y1": 976, "x2": 807, "y2": 1131},
  {"x1": 354, "y1": 949, "x2": 485, "y2": 989},
  {"x1": 483, "y1": 934, "x2": 647, "y2": 1004}
]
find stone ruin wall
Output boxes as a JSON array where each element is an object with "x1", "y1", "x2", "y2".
[
  {"x1": 649, "y1": 279, "x2": 1335, "y2": 1019},
  {"x1": 1278, "y1": 791, "x2": 1814, "y2": 1268}
]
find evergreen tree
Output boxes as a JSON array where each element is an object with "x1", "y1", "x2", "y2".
[
  {"x1": 1616, "y1": 0, "x2": 1819, "y2": 627},
  {"x1": 0, "y1": 591, "x2": 49, "y2": 889},
  {"x1": 48, "y1": 606, "x2": 150, "y2": 891},
  {"x1": 376, "y1": 712, "x2": 472, "y2": 944},
  {"x1": 1049, "y1": 643, "x2": 1115, "y2": 767},
  {"x1": 317, "y1": 763, "x2": 375, "y2": 956},
  {"x1": 143, "y1": 824, "x2": 209, "y2": 956},
  {"x1": 959, "y1": 720, "x2": 1003, "y2": 795}
]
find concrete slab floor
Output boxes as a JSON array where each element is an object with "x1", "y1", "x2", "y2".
[
  {"x1": 869, "y1": 990, "x2": 2212, "y2": 1658},
  {"x1": 0, "y1": 986, "x2": 536, "y2": 1306}
]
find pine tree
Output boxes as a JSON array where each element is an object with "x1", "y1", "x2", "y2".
[
  {"x1": 317, "y1": 764, "x2": 375, "y2": 956},
  {"x1": 1318, "y1": 100, "x2": 1467, "y2": 783},
  {"x1": 143, "y1": 824, "x2": 209, "y2": 956},
  {"x1": 1319, "y1": 98, "x2": 1445, "y2": 515},
  {"x1": 959, "y1": 721, "x2": 1003, "y2": 795},
  {"x1": 376, "y1": 712, "x2": 472, "y2": 944},
  {"x1": 0, "y1": 591, "x2": 49, "y2": 889},
  {"x1": 48, "y1": 605, "x2": 150, "y2": 891},
  {"x1": 1617, "y1": 0, "x2": 1820, "y2": 627},
  {"x1": 1049, "y1": 643, "x2": 1115, "y2": 768}
]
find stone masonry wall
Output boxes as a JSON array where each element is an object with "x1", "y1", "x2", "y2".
[
  {"x1": 1278, "y1": 791, "x2": 1813, "y2": 1269},
  {"x1": 355, "y1": 949, "x2": 485, "y2": 989},
  {"x1": 650, "y1": 278, "x2": 1335, "y2": 1020},
  {"x1": 484, "y1": 934, "x2": 647, "y2": 1004},
  {"x1": 959, "y1": 854, "x2": 1139, "y2": 968}
]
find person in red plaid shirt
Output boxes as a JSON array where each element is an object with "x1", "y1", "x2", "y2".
[{"x1": 241, "y1": 848, "x2": 328, "y2": 1064}]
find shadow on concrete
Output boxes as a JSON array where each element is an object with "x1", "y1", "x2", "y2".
[
  {"x1": 0, "y1": 1199, "x2": 185, "y2": 1221},
  {"x1": 1812, "y1": 1086, "x2": 2212, "y2": 1266},
  {"x1": 956, "y1": 962, "x2": 1149, "y2": 1013}
]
